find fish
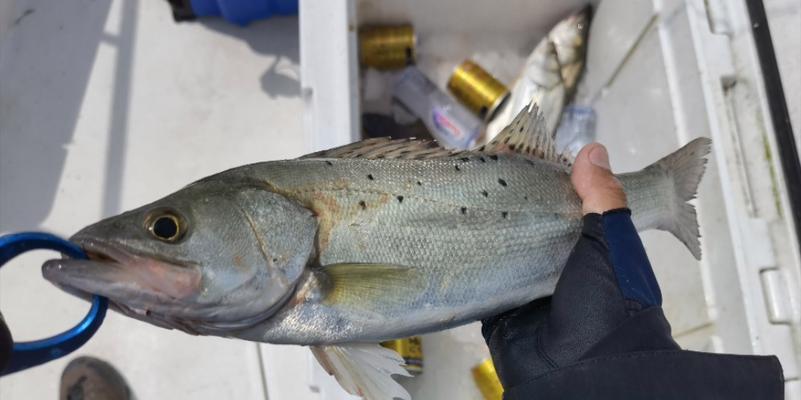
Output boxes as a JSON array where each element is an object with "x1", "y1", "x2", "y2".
[
  {"x1": 42, "y1": 104, "x2": 711, "y2": 399},
  {"x1": 486, "y1": 6, "x2": 591, "y2": 141}
]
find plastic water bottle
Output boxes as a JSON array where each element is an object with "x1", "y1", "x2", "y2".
[
  {"x1": 393, "y1": 66, "x2": 482, "y2": 149},
  {"x1": 555, "y1": 105, "x2": 596, "y2": 157}
]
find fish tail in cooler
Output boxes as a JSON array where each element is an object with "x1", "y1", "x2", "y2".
[{"x1": 618, "y1": 137, "x2": 713, "y2": 260}]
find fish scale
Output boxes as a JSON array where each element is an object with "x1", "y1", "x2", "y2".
[{"x1": 230, "y1": 155, "x2": 585, "y2": 344}]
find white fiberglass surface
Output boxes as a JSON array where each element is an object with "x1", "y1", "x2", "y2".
[{"x1": 0, "y1": 1, "x2": 304, "y2": 398}]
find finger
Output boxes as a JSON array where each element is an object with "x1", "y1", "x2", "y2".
[{"x1": 570, "y1": 144, "x2": 627, "y2": 214}]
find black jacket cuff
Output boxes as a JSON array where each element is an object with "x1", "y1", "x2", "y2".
[{"x1": 504, "y1": 350, "x2": 783, "y2": 400}]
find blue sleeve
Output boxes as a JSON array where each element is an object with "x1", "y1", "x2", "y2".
[{"x1": 601, "y1": 209, "x2": 662, "y2": 308}]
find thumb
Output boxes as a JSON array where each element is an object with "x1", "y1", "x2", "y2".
[{"x1": 571, "y1": 143, "x2": 627, "y2": 214}]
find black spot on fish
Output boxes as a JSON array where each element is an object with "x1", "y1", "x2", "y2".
[
  {"x1": 498, "y1": 178, "x2": 507, "y2": 187},
  {"x1": 524, "y1": 195, "x2": 529, "y2": 201},
  {"x1": 461, "y1": 207, "x2": 467, "y2": 214},
  {"x1": 417, "y1": 181, "x2": 422, "y2": 186},
  {"x1": 525, "y1": 145, "x2": 531, "y2": 153},
  {"x1": 489, "y1": 155, "x2": 499, "y2": 161},
  {"x1": 397, "y1": 195, "x2": 404, "y2": 203},
  {"x1": 359, "y1": 201, "x2": 366, "y2": 210},
  {"x1": 502, "y1": 211, "x2": 509, "y2": 219},
  {"x1": 518, "y1": 125, "x2": 524, "y2": 133},
  {"x1": 272, "y1": 258, "x2": 278, "y2": 263},
  {"x1": 455, "y1": 165, "x2": 461, "y2": 171},
  {"x1": 481, "y1": 190, "x2": 489, "y2": 197},
  {"x1": 367, "y1": 174, "x2": 374, "y2": 180},
  {"x1": 460, "y1": 157, "x2": 470, "y2": 162},
  {"x1": 479, "y1": 157, "x2": 486, "y2": 162},
  {"x1": 503, "y1": 137, "x2": 510, "y2": 144},
  {"x1": 376, "y1": 155, "x2": 385, "y2": 159},
  {"x1": 325, "y1": 160, "x2": 333, "y2": 166},
  {"x1": 527, "y1": 159, "x2": 536, "y2": 166},
  {"x1": 478, "y1": 145, "x2": 486, "y2": 152}
]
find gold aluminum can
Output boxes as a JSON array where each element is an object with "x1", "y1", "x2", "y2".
[
  {"x1": 359, "y1": 25, "x2": 416, "y2": 70},
  {"x1": 447, "y1": 59, "x2": 510, "y2": 120},
  {"x1": 380, "y1": 336, "x2": 423, "y2": 375},
  {"x1": 472, "y1": 358, "x2": 504, "y2": 400}
]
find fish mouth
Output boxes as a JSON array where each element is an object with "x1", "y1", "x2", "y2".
[
  {"x1": 42, "y1": 239, "x2": 287, "y2": 334},
  {"x1": 42, "y1": 239, "x2": 204, "y2": 328}
]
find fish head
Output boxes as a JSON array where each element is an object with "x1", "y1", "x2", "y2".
[
  {"x1": 551, "y1": 5, "x2": 591, "y2": 93},
  {"x1": 42, "y1": 178, "x2": 317, "y2": 335}
]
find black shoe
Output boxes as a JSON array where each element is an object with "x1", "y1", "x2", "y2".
[{"x1": 60, "y1": 356, "x2": 132, "y2": 400}]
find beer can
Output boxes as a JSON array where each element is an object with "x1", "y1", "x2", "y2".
[
  {"x1": 380, "y1": 336, "x2": 423, "y2": 375},
  {"x1": 472, "y1": 358, "x2": 504, "y2": 400},
  {"x1": 359, "y1": 25, "x2": 416, "y2": 70},
  {"x1": 447, "y1": 60, "x2": 510, "y2": 120}
]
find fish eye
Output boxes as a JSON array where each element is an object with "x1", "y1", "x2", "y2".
[{"x1": 146, "y1": 210, "x2": 185, "y2": 242}]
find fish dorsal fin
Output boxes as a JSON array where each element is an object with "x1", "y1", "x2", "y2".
[
  {"x1": 300, "y1": 102, "x2": 571, "y2": 165},
  {"x1": 300, "y1": 137, "x2": 456, "y2": 160},
  {"x1": 311, "y1": 343, "x2": 411, "y2": 400},
  {"x1": 482, "y1": 102, "x2": 572, "y2": 166}
]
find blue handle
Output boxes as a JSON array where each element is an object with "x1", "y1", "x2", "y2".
[
  {"x1": 0, "y1": 232, "x2": 108, "y2": 376},
  {"x1": 191, "y1": 0, "x2": 298, "y2": 26}
]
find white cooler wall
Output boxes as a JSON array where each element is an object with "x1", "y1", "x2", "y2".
[
  {"x1": 764, "y1": 0, "x2": 800, "y2": 148},
  {"x1": 0, "y1": 1, "x2": 306, "y2": 398}
]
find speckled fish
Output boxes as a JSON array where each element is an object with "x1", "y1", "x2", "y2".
[
  {"x1": 43, "y1": 105, "x2": 711, "y2": 399},
  {"x1": 487, "y1": 6, "x2": 591, "y2": 140}
]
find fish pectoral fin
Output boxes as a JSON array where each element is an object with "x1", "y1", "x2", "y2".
[
  {"x1": 321, "y1": 263, "x2": 420, "y2": 311},
  {"x1": 311, "y1": 343, "x2": 412, "y2": 400},
  {"x1": 481, "y1": 102, "x2": 573, "y2": 166}
]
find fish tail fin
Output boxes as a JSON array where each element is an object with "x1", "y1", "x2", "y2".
[
  {"x1": 657, "y1": 137, "x2": 711, "y2": 260},
  {"x1": 311, "y1": 343, "x2": 411, "y2": 400},
  {"x1": 621, "y1": 137, "x2": 712, "y2": 260}
]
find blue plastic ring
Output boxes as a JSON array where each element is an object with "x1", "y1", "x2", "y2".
[{"x1": 0, "y1": 232, "x2": 108, "y2": 376}]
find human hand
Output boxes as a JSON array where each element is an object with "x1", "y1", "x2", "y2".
[
  {"x1": 569, "y1": 143, "x2": 626, "y2": 215},
  {"x1": 482, "y1": 142, "x2": 670, "y2": 388},
  {"x1": 481, "y1": 143, "x2": 782, "y2": 399}
]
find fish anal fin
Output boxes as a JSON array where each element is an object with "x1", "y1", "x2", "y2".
[{"x1": 311, "y1": 343, "x2": 412, "y2": 400}]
